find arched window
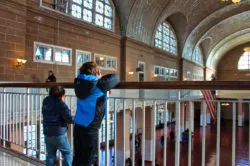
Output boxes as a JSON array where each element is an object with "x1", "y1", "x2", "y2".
[
  {"x1": 238, "y1": 51, "x2": 250, "y2": 70},
  {"x1": 192, "y1": 47, "x2": 203, "y2": 65},
  {"x1": 154, "y1": 22, "x2": 177, "y2": 55},
  {"x1": 71, "y1": 0, "x2": 114, "y2": 30}
]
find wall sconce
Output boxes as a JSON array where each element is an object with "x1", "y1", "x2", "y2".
[
  {"x1": 99, "y1": 57, "x2": 104, "y2": 61},
  {"x1": 16, "y1": 58, "x2": 27, "y2": 67},
  {"x1": 153, "y1": 74, "x2": 158, "y2": 78},
  {"x1": 128, "y1": 71, "x2": 134, "y2": 75},
  {"x1": 221, "y1": 103, "x2": 230, "y2": 106}
]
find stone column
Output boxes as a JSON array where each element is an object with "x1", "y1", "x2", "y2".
[
  {"x1": 238, "y1": 100, "x2": 244, "y2": 127},
  {"x1": 116, "y1": 109, "x2": 131, "y2": 165},
  {"x1": 145, "y1": 106, "x2": 154, "y2": 162}
]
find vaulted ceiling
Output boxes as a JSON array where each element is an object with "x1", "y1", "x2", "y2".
[{"x1": 112, "y1": 0, "x2": 250, "y2": 69}]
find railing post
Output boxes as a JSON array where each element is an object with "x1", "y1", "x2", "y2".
[
  {"x1": 202, "y1": 101, "x2": 206, "y2": 166},
  {"x1": 216, "y1": 102, "x2": 221, "y2": 166},
  {"x1": 188, "y1": 101, "x2": 193, "y2": 166},
  {"x1": 141, "y1": 101, "x2": 145, "y2": 166},
  {"x1": 3, "y1": 88, "x2": 6, "y2": 147},
  {"x1": 175, "y1": 90, "x2": 181, "y2": 166},
  {"x1": 163, "y1": 101, "x2": 168, "y2": 166},
  {"x1": 26, "y1": 88, "x2": 30, "y2": 156},
  {"x1": 132, "y1": 99, "x2": 135, "y2": 166},
  {"x1": 249, "y1": 103, "x2": 250, "y2": 166},
  {"x1": 113, "y1": 99, "x2": 117, "y2": 166},
  {"x1": 152, "y1": 101, "x2": 156, "y2": 166},
  {"x1": 232, "y1": 102, "x2": 236, "y2": 166},
  {"x1": 105, "y1": 93, "x2": 110, "y2": 166}
]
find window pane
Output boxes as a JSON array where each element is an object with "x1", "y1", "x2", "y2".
[
  {"x1": 157, "y1": 24, "x2": 162, "y2": 32},
  {"x1": 55, "y1": 49, "x2": 62, "y2": 62},
  {"x1": 163, "y1": 35, "x2": 169, "y2": 44},
  {"x1": 105, "y1": 5, "x2": 112, "y2": 17},
  {"x1": 62, "y1": 50, "x2": 70, "y2": 63},
  {"x1": 35, "y1": 46, "x2": 52, "y2": 61},
  {"x1": 104, "y1": 17, "x2": 112, "y2": 30},
  {"x1": 104, "y1": 0, "x2": 110, "y2": 4},
  {"x1": 154, "y1": 67, "x2": 159, "y2": 74},
  {"x1": 96, "y1": 0, "x2": 104, "y2": 14},
  {"x1": 55, "y1": 49, "x2": 70, "y2": 63},
  {"x1": 95, "y1": 56, "x2": 105, "y2": 67},
  {"x1": 84, "y1": 0, "x2": 93, "y2": 9},
  {"x1": 95, "y1": 14, "x2": 103, "y2": 26},
  {"x1": 163, "y1": 43, "x2": 169, "y2": 51},
  {"x1": 73, "y1": 0, "x2": 82, "y2": 5},
  {"x1": 72, "y1": 4, "x2": 82, "y2": 18},
  {"x1": 106, "y1": 58, "x2": 116, "y2": 69},
  {"x1": 83, "y1": 9, "x2": 92, "y2": 22}
]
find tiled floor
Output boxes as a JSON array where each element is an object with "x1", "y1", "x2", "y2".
[{"x1": 0, "y1": 151, "x2": 36, "y2": 166}]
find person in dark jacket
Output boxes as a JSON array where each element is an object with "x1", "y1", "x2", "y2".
[
  {"x1": 72, "y1": 62, "x2": 119, "y2": 166},
  {"x1": 42, "y1": 86, "x2": 74, "y2": 166},
  {"x1": 46, "y1": 70, "x2": 56, "y2": 83}
]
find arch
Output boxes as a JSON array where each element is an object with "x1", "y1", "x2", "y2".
[
  {"x1": 182, "y1": 1, "x2": 250, "y2": 61},
  {"x1": 206, "y1": 29, "x2": 250, "y2": 69}
]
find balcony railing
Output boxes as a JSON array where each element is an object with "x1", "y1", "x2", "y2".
[{"x1": 0, "y1": 81, "x2": 250, "y2": 166}]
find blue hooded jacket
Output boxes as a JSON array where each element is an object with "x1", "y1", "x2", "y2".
[{"x1": 74, "y1": 74, "x2": 119, "y2": 130}]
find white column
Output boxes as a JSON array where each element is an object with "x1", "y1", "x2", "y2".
[
  {"x1": 200, "y1": 102, "x2": 207, "y2": 127},
  {"x1": 180, "y1": 102, "x2": 185, "y2": 141},
  {"x1": 238, "y1": 100, "x2": 244, "y2": 127}
]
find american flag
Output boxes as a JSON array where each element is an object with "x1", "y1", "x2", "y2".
[{"x1": 201, "y1": 90, "x2": 216, "y2": 121}]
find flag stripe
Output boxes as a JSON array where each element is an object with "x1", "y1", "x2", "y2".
[{"x1": 201, "y1": 90, "x2": 216, "y2": 121}]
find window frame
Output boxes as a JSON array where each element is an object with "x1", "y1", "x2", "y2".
[
  {"x1": 40, "y1": 0, "x2": 115, "y2": 32},
  {"x1": 154, "y1": 21, "x2": 178, "y2": 56},
  {"x1": 33, "y1": 42, "x2": 72, "y2": 66},
  {"x1": 94, "y1": 53, "x2": 117, "y2": 71},
  {"x1": 75, "y1": 50, "x2": 92, "y2": 76}
]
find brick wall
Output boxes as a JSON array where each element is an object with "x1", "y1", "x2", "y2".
[
  {"x1": 217, "y1": 42, "x2": 250, "y2": 81},
  {"x1": 125, "y1": 38, "x2": 180, "y2": 82},
  {"x1": 183, "y1": 60, "x2": 204, "y2": 80},
  {"x1": 0, "y1": 0, "x2": 204, "y2": 83}
]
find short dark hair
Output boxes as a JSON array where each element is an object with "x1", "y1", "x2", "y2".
[
  {"x1": 49, "y1": 86, "x2": 65, "y2": 98},
  {"x1": 79, "y1": 62, "x2": 100, "y2": 76}
]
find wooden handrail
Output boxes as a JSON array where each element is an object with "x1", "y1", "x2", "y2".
[{"x1": 0, "y1": 81, "x2": 250, "y2": 90}]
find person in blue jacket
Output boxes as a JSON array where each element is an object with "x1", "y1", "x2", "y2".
[
  {"x1": 42, "y1": 86, "x2": 74, "y2": 166},
  {"x1": 73, "y1": 62, "x2": 119, "y2": 166}
]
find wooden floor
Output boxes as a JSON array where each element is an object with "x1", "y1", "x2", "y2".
[
  {"x1": 99, "y1": 121, "x2": 249, "y2": 166},
  {"x1": 153, "y1": 121, "x2": 249, "y2": 166}
]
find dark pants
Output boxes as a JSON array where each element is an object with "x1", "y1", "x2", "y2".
[{"x1": 72, "y1": 124, "x2": 98, "y2": 166}]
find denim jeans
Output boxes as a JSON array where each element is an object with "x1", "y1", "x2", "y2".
[{"x1": 45, "y1": 135, "x2": 72, "y2": 166}]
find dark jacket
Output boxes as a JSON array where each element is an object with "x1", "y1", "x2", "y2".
[
  {"x1": 74, "y1": 74, "x2": 119, "y2": 131},
  {"x1": 42, "y1": 96, "x2": 73, "y2": 136},
  {"x1": 47, "y1": 74, "x2": 56, "y2": 82}
]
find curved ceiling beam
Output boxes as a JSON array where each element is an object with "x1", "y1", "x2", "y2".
[
  {"x1": 206, "y1": 29, "x2": 250, "y2": 69},
  {"x1": 182, "y1": 1, "x2": 250, "y2": 60}
]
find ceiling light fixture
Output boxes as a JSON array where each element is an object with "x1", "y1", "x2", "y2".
[{"x1": 221, "y1": 0, "x2": 241, "y2": 3}]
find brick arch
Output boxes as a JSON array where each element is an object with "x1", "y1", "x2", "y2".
[
  {"x1": 207, "y1": 29, "x2": 250, "y2": 70},
  {"x1": 182, "y1": 2, "x2": 250, "y2": 61}
]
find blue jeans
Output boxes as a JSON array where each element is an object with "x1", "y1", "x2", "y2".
[{"x1": 45, "y1": 135, "x2": 72, "y2": 166}]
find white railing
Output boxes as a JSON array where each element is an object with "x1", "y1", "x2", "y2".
[{"x1": 0, "y1": 85, "x2": 250, "y2": 166}]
